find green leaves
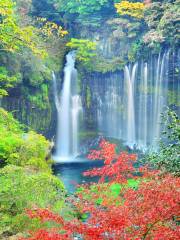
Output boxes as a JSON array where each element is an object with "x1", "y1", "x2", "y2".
[
  {"x1": 0, "y1": 165, "x2": 65, "y2": 234},
  {"x1": 0, "y1": 108, "x2": 52, "y2": 172},
  {"x1": 0, "y1": 109, "x2": 66, "y2": 236},
  {"x1": 146, "y1": 109, "x2": 180, "y2": 176},
  {"x1": 66, "y1": 38, "x2": 96, "y2": 68},
  {"x1": 0, "y1": 0, "x2": 45, "y2": 56},
  {"x1": 143, "y1": 0, "x2": 180, "y2": 46},
  {"x1": 49, "y1": 0, "x2": 110, "y2": 15},
  {"x1": 0, "y1": 66, "x2": 21, "y2": 96}
]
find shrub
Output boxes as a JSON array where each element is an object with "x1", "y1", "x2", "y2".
[
  {"x1": 6, "y1": 131, "x2": 52, "y2": 172},
  {"x1": 0, "y1": 165, "x2": 65, "y2": 236},
  {"x1": 66, "y1": 38, "x2": 96, "y2": 67},
  {"x1": 0, "y1": 108, "x2": 52, "y2": 171},
  {"x1": 146, "y1": 109, "x2": 180, "y2": 176}
]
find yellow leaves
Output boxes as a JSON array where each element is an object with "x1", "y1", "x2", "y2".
[
  {"x1": 115, "y1": 1, "x2": 145, "y2": 19},
  {"x1": 0, "y1": 0, "x2": 15, "y2": 16},
  {"x1": 0, "y1": 1, "x2": 67, "y2": 58},
  {"x1": 36, "y1": 17, "x2": 68, "y2": 38}
]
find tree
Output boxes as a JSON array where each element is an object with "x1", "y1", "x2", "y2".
[
  {"x1": 48, "y1": 0, "x2": 111, "y2": 16},
  {"x1": 0, "y1": 0, "x2": 68, "y2": 97},
  {"x1": 0, "y1": 0, "x2": 46, "y2": 56},
  {"x1": 143, "y1": 0, "x2": 180, "y2": 46},
  {"x1": 115, "y1": 1, "x2": 145, "y2": 19}
]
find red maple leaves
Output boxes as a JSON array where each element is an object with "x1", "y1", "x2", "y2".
[
  {"x1": 20, "y1": 139, "x2": 180, "y2": 240},
  {"x1": 84, "y1": 139, "x2": 137, "y2": 183}
]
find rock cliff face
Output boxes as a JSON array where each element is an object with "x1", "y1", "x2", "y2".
[{"x1": 1, "y1": 84, "x2": 56, "y2": 139}]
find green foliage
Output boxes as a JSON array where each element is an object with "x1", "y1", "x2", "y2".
[
  {"x1": 146, "y1": 109, "x2": 180, "y2": 176},
  {"x1": 93, "y1": 56, "x2": 126, "y2": 73},
  {"x1": 77, "y1": 179, "x2": 141, "y2": 206},
  {"x1": 0, "y1": 66, "x2": 21, "y2": 96},
  {"x1": 5, "y1": 131, "x2": 52, "y2": 171},
  {"x1": 28, "y1": 84, "x2": 50, "y2": 109},
  {"x1": 168, "y1": 90, "x2": 180, "y2": 107},
  {"x1": 128, "y1": 40, "x2": 143, "y2": 62},
  {"x1": 49, "y1": 0, "x2": 110, "y2": 16},
  {"x1": 66, "y1": 38, "x2": 96, "y2": 67},
  {"x1": 0, "y1": 165, "x2": 65, "y2": 235},
  {"x1": 107, "y1": 16, "x2": 144, "y2": 65},
  {"x1": 143, "y1": 0, "x2": 180, "y2": 46},
  {"x1": 48, "y1": 0, "x2": 114, "y2": 27},
  {"x1": 0, "y1": 0, "x2": 68, "y2": 103},
  {"x1": 0, "y1": 0, "x2": 47, "y2": 56},
  {"x1": 110, "y1": 179, "x2": 140, "y2": 196},
  {"x1": 0, "y1": 108, "x2": 52, "y2": 171}
]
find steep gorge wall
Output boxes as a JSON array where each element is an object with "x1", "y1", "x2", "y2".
[{"x1": 1, "y1": 84, "x2": 57, "y2": 139}]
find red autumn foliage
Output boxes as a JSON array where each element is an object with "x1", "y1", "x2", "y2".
[
  {"x1": 84, "y1": 139, "x2": 137, "y2": 183},
  {"x1": 20, "y1": 140, "x2": 180, "y2": 240},
  {"x1": 20, "y1": 229, "x2": 70, "y2": 240}
]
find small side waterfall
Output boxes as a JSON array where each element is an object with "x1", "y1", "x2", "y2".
[
  {"x1": 153, "y1": 51, "x2": 170, "y2": 145},
  {"x1": 72, "y1": 95, "x2": 82, "y2": 156},
  {"x1": 124, "y1": 64, "x2": 138, "y2": 147},
  {"x1": 53, "y1": 52, "x2": 82, "y2": 161}
]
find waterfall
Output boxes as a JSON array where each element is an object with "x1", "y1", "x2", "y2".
[
  {"x1": 143, "y1": 62, "x2": 148, "y2": 147},
  {"x1": 52, "y1": 49, "x2": 178, "y2": 155},
  {"x1": 53, "y1": 52, "x2": 82, "y2": 161},
  {"x1": 152, "y1": 51, "x2": 170, "y2": 147},
  {"x1": 72, "y1": 95, "x2": 82, "y2": 156},
  {"x1": 86, "y1": 50, "x2": 177, "y2": 151},
  {"x1": 124, "y1": 64, "x2": 137, "y2": 147},
  {"x1": 138, "y1": 62, "x2": 148, "y2": 149}
]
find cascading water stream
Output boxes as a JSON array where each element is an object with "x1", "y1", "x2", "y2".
[
  {"x1": 124, "y1": 63, "x2": 137, "y2": 147},
  {"x1": 53, "y1": 52, "x2": 82, "y2": 162},
  {"x1": 152, "y1": 51, "x2": 170, "y2": 146},
  {"x1": 143, "y1": 62, "x2": 148, "y2": 147},
  {"x1": 72, "y1": 95, "x2": 82, "y2": 156}
]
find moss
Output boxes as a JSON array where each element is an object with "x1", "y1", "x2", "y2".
[
  {"x1": 77, "y1": 72, "x2": 83, "y2": 94},
  {"x1": 86, "y1": 86, "x2": 91, "y2": 108},
  {"x1": 168, "y1": 90, "x2": 180, "y2": 107},
  {"x1": 79, "y1": 131, "x2": 99, "y2": 141},
  {"x1": 92, "y1": 56, "x2": 126, "y2": 73}
]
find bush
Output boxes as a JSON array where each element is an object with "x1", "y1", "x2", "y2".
[
  {"x1": 0, "y1": 108, "x2": 52, "y2": 171},
  {"x1": 5, "y1": 131, "x2": 52, "y2": 172},
  {"x1": 66, "y1": 38, "x2": 96, "y2": 68},
  {"x1": 146, "y1": 109, "x2": 180, "y2": 176},
  {"x1": 0, "y1": 165, "x2": 65, "y2": 236}
]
